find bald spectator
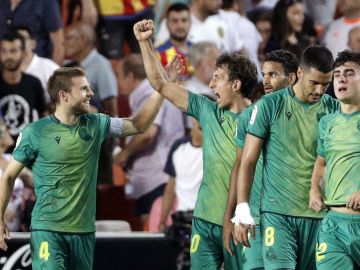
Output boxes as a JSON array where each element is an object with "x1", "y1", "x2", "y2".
[
  {"x1": 0, "y1": 0, "x2": 64, "y2": 65},
  {"x1": 114, "y1": 54, "x2": 186, "y2": 227},
  {"x1": 323, "y1": 0, "x2": 360, "y2": 57},
  {"x1": 14, "y1": 26, "x2": 59, "y2": 107},
  {"x1": 64, "y1": 22, "x2": 119, "y2": 183},
  {"x1": 185, "y1": 42, "x2": 219, "y2": 99},
  {"x1": 348, "y1": 26, "x2": 360, "y2": 53}
]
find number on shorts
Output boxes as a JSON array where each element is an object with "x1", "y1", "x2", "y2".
[
  {"x1": 190, "y1": 234, "x2": 200, "y2": 253},
  {"x1": 316, "y1": 242, "x2": 327, "y2": 262},
  {"x1": 264, "y1": 227, "x2": 275, "y2": 246},
  {"x1": 39, "y1": 241, "x2": 50, "y2": 261}
]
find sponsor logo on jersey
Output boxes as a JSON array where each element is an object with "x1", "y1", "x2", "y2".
[{"x1": 55, "y1": 136, "x2": 61, "y2": 144}]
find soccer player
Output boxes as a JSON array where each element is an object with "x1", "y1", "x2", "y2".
[
  {"x1": 309, "y1": 50, "x2": 360, "y2": 270},
  {"x1": 0, "y1": 62, "x2": 180, "y2": 269},
  {"x1": 233, "y1": 45, "x2": 339, "y2": 270},
  {"x1": 224, "y1": 50, "x2": 298, "y2": 270},
  {"x1": 135, "y1": 19, "x2": 258, "y2": 269}
]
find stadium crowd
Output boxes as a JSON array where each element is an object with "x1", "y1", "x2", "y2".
[{"x1": 0, "y1": 0, "x2": 359, "y2": 269}]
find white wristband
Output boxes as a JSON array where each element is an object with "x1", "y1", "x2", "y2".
[{"x1": 231, "y1": 202, "x2": 255, "y2": 226}]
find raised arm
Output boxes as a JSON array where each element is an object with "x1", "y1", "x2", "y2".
[
  {"x1": 0, "y1": 158, "x2": 26, "y2": 251},
  {"x1": 135, "y1": 19, "x2": 189, "y2": 112},
  {"x1": 309, "y1": 155, "x2": 326, "y2": 212}
]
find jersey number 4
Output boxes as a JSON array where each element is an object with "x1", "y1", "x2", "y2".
[{"x1": 39, "y1": 241, "x2": 50, "y2": 261}]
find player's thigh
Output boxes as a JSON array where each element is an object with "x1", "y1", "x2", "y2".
[
  {"x1": 190, "y1": 219, "x2": 223, "y2": 270},
  {"x1": 242, "y1": 225, "x2": 264, "y2": 270},
  {"x1": 261, "y1": 213, "x2": 297, "y2": 270},
  {"x1": 66, "y1": 233, "x2": 96, "y2": 270},
  {"x1": 296, "y1": 218, "x2": 321, "y2": 270},
  {"x1": 30, "y1": 230, "x2": 68, "y2": 270},
  {"x1": 316, "y1": 216, "x2": 354, "y2": 270},
  {"x1": 222, "y1": 236, "x2": 242, "y2": 270}
]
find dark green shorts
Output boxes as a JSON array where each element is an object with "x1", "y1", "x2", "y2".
[
  {"x1": 190, "y1": 218, "x2": 243, "y2": 270},
  {"x1": 261, "y1": 212, "x2": 321, "y2": 270},
  {"x1": 242, "y1": 225, "x2": 264, "y2": 270},
  {"x1": 30, "y1": 230, "x2": 95, "y2": 270},
  {"x1": 316, "y1": 211, "x2": 360, "y2": 270}
]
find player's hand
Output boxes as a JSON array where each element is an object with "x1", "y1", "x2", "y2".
[
  {"x1": 113, "y1": 149, "x2": 129, "y2": 168},
  {"x1": 309, "y1": 188, "x2": 325, "y2": 212},
  {"x1": 133, "y1": 20, "x2": 154, "y2": 41},
  {"x1": 347, "y1": 191, "x2": 360, "y2": 210},
  {"x1": 222, "y1": 217, "x2": 235, "y2": 255},
  {"x1": 234, "y1": 223, "x2": 255, "y2": 248},
  {"x1": 0, "y1": 221, "x2": 10, "y2": 251},
  {"x1": 165, "y1": 54, "x2": 184, "y2": 82}
]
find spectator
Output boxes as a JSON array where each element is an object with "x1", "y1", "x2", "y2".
[
  {"x1": 323, "y1": 0, "x2": 360, "y2": 58},
  {"x1": 185, "y1": 42, "x2": 219, "y2": 99},
  {"x1": 64, "y1": 21, "x2": 119, "y2": 183},
  {"x1": 159, "y1": 117, "x2": 203, "y2": 269},
  {"x1": 0, "y1": 32, "x2": 47, "y2": 150},
  {"x1": 114, "y1": 54, "x2": 186, "y2": 227},
  {"x1": 249, "y1": 9, "x2": 273, "y2": 66},
  {"x1": 0, "y1": 0, "x2": 64, "y2": 65},
  {"x1": 156, "y1": 0, "x2": 244, "y2": 53},
  {"x1": 61, "y1": 0, "x2": 99, "y2": 27},
  {"x1": 94, "y1": 0, "x2": 155, "y2": 59},
  {"x1": 14, "y1": 26, "x2": 59, "y2": 107},
  {"x1": 266, "y1": 0, "x2": 310, "y2": 59},
  {"x1": 156, "y1": 3, "x2": 194, "y2": 81},
  {"x1": 348, "y1": 26, "x2": 360, "y2": 53},
  {"x1": 0, "y1": 121, "x2": 33, "y2": 232},
  {"x1": 221, "y1": 0, "x2": 263, "y2": 79}
]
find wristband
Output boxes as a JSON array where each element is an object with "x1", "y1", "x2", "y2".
[{"x1": 231, "y1": 202, "x2": 255, "y2": 226}]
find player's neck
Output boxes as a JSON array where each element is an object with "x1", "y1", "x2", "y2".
[
  {"x1": 230, "y1": 96, "x2": 250, "y2": 113},
  {"x1": 53, "y1": 108, "x2": 79, "y2": 126},
  {"x1": 341, "y1": 102, "x2": 360, "y2": 114}
]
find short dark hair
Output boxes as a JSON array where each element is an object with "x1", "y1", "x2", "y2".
[
  {"x1": 216, "y1": 53, "x2": 258, "y2": 98},
  {"x1": 47, "y1": 67, "x2": 86, "y2": 104},
  {"x1": 300, "y1": 45, "x2": 334, "y2": 73},
  {"x1": 334, "y1": 49, "x2": 360, "y2": 69},
  {"x1": 12, "y1": 25, "x2": 34, "y2": 39},
  {"x1": 265, "y1": 50, "x2": 298, "y2": 76},
  {"x1": 166, "y1": 3, "x2": 190, "y2": 17},
  {"x1": 0, "y1": 31, "x2": 25, "y2": 51}
]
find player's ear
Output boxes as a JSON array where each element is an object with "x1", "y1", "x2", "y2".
[
  {"x1": 288, "y1": 72, "x2": 297, "y2": 85},
  {"x1": 232, "y1": 79, "x2": 241, "y2": 92}
]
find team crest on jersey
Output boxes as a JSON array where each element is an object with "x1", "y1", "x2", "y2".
[
  {"x1": 317, "y1": 112, "x2": 326, "y2": 122},
  {"x1": 55, "y1": 136, "x2": 61, "y2": 144},
  {"x1": 285, "y1": 111, "x2": 293, "y2": 120},
  {"x1": 249, "y1": 105, "x2": 258, "y2": 125}
]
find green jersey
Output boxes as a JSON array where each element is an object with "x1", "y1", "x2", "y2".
[
  {"x1": 317, "y1": 111, "x2": 360, "y2": 206},
  {"x1": 186, "y1": 92, "x2": 238, "y2": 226},
  {"x1": 235, "y1": 104, "x2": 262, "y2": 225},
  {"x1": 13, "y1": 113, "x2": 111, "y2": 233},
  {"x1": 247, "y1": 87, "x2": 339, "y2": 218}
]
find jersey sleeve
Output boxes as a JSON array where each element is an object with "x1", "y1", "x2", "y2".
[
  {"x1": 98, "y1": 113, "x2": 111, "y2": 142},
  {"x1": 235, "y1": 107, "x2": 251, "y2": 149},
  {"x1": 247, "y1": 98, "x2": 271, "y2": 139},
  {"x1": 186, "y1": 91, "x2": 215, "y2": 124},
  {"x1": 12, "y1": 126, "x2": 38, "y2": 166},
  {"x1": 317, "y1": 117, "x2": 326, "y2": 157}
]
